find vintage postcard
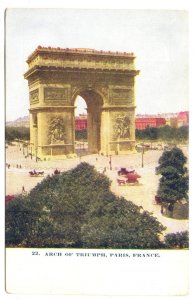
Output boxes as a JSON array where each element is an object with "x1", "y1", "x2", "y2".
[{"x1": 4, "y1": 6, "x2": 190, "y2": 296}]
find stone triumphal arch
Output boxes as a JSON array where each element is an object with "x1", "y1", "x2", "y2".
[{"x1": 24, "y1": 46, "x2": 140, "y2": 159}]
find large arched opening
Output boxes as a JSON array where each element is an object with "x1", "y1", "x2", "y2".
[
  {"x1": 73, "y1": 89, "x2": 103, "y2": 155},
  {"x1": 74, "y1": 96, "x2": 87, "y2": 156}
]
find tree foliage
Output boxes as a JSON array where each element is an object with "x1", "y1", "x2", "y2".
[
  {"x1": 164, "y1": 231, "x2": 189, "y2": 249},
  {"x1": 156, "y1": 147, "x2": 189, "y2": 204},
  {"x1": 6, "y1": 163, "x2": 165, "y2": 249},
  {"x1": 135, "y1": 125, "x2": 188, "y2": 142},
  {"x1": 75, "y1": 129, "x2": 87, "y2": 141},
  {"x1": 5, "y1": 126, "x2": 30, "y2": 142}
]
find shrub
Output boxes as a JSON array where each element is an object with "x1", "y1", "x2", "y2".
[{"x1": 164, "y1": 231, "x2": 189, "y2": 249}]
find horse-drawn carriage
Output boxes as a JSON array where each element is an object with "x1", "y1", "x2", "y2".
[
  {"x1": 29, "y1": 170, "x2": 44, "y2": 177},
  {"x1": 117, "y1": 167, "x2": 135, "y2": 176},
  {"x1": 117, "y1": 168, "x2": 141, "y2": 185}
]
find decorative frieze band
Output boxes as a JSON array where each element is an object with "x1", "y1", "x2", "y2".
[
  {"x1": 111, "y1": 88, "x2": 132, "y2": 105},
  {"x1": 44, "y1": 87, "x2": 68, "y2": 101}
]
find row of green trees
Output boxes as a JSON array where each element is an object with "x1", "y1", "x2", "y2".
[
  {"x1": 5, "y1": 127, "x2": 87, "y2": 142},
  {"x1": 5, "y1": 125, "x2": 188, "y2": 143},
  {"x1": 76, "y1": 126, "x2": 189, "y2": 142},
  {"x1": 136, "y1": 125, "x2": 188, "y2": 142},
  {"x1": 5, "y1": 126, "x2": 30, "y2": 142}
]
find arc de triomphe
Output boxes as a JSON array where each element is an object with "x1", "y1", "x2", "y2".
[{"x1": 24, "y1": 46, "x2": 140, "y2": 159}]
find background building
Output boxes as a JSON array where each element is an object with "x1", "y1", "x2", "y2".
[
  {"x1": 177, "y1": 111, "x2": 189, "y2": 127},
  {"x1": 135, "y1": 117, "x2": 166, "y2": 130},
  {"x1": 135, "y1": 111, "x2": 189, "y2": 129},
  {"x1": 75, "y1": 114, "x2": 87, "y2": 131}
]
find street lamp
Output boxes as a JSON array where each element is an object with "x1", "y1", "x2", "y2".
[
  {"x1": 79, "y1": 142, "x2": 82, "y2": 160},
  {"x1": 35, "y1": 147, "x2": 38, "y2": 162},
  {"x1": 141, "y1": 143, "x2": 144, "y2": 168},
  {"x1": 109, "y1": 155, "x2": 112, "y2": 170},
  {"x1": 27, "y1": 144, "x2": 29, "y2": 157}
]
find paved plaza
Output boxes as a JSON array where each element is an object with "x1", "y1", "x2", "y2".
[{"x1": 6, "y1": 143, "x2": 189, "y2": 237}]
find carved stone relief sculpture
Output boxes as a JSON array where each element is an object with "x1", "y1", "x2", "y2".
[
  {"x1": 113, "y1": 114, "x2": 130, "y2": 139},
  {"x1": 49, "y1": 117, "x2": 66, "y2": 144},
  {"x1": 30, "y1": 89, "x2": 39, "y2": 104}
]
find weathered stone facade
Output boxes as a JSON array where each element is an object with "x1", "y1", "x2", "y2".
[{"x1": 24, "y1": 46, "x2": 140, "y2": 159}]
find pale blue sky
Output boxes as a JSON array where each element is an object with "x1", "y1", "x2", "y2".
[{"x1": 6, "y1": 9, "x2": 188, "y2": 121}]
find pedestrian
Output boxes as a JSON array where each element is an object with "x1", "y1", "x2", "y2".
[
  {"x1": 20, "y1": 164, "x2": 22, "y2": 169},
  {"x1": 22, "y1": 186, "x2": 25, "y2": 193}
]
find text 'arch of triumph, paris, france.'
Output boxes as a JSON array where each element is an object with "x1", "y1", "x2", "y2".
[{"x1": 24, "y1": 46, "x2": 140, "y2": 159}]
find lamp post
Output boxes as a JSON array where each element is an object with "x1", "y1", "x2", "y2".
[
  {"x1": 35, "y1": 147, "x2": 38, "y2": 162},
  {"x1": 109, "y1": 155, "x2": 112, "y2": 170},
  {"x1": 79, "y1": 142, "x2": 81, "y2": 161},
  {"x1": 27, "y1": 144, "x2": 29, "y2": 157},
  {"x1": 141, "y1": 143, "x2": 144, "y2": 168}
]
